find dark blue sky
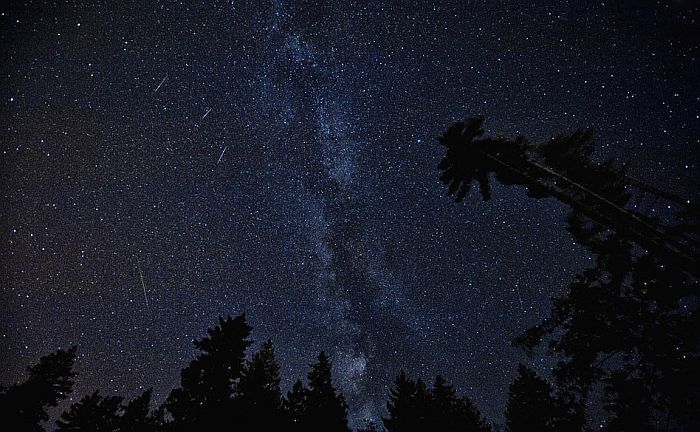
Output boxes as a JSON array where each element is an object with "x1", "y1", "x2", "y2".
[{"x1": 1, "y1": 0, "x2": 698, "y2": 427}]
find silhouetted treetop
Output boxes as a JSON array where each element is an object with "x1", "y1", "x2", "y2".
[
  {"x1": 56, "y1": 390, "x2": 123, "y2": 431},
  {"x1": 56, "y1": 388, "x2": 158, "y2": 432},
  {"x1": 0, "y1": 345, "x2": 77, "y2": 431},
  {"x1": 164, "y1": 314, "x2": 252, "y2": 429},
  {"x1": 284, "y1": 379, "x2": 308, "y2": 430},
  {"x1": 237, "y1": 339, "x2": 285, "y2": 428},
  {"x1": 121, "y1": 388, "x2": 160, "y2": 431},
  {"x1": 437, "y1": 116, "x2": 699, "y2": 276},
  {"x1": 505, "y1": 365, "x2": 567, "y2": 432},
  {"x1": 304, "y1": 351, "x2": 352, "y2": 432},
  {"x1": 438, "y1": 116, "x2": 699, "y2": 430},
  {"x1": 384, "y1": 371, "x2": 490, "y2": 432}
]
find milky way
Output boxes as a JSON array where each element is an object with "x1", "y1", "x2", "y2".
[{"x1": 1, "y1": 1, "x2": 698, "y2": 427}]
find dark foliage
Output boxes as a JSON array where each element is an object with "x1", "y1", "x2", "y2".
[
  {"x1": 8, "y1": 256, "x2": 696, "y2": 432},
  {"x1": 439, "y1": 117, "x2": 700, "y2": 431},
  {"x1": 437, "y1": 117, "x2": 699, "y2": 275},
  {"x1": 0, "y1": 346, "x2": 77, "y2": 431},
  {"x1": 237, "y1": 339, "x2": 285, "y2": 429},
  {"x1": 55, "y1": 388, "x2": 158, "y2": 432},
  {"x1": 287, "y1": 351, "x2": 352, "y2": 432},
  {"x1": 56, "y1": 391, "x2": 123, "y2": 431},
  {"x1": 163, "y1": 314, "x2": 252, "y2": 430},
  {"x1": 383, "y1": 371, "x2": 490, "y2": 432},
  {"x1": 504, "y1": 365, "x2": 565, "y2": 432},
  {"x1": 284, "y1": 379, "x2": 308, "y2": 430}
]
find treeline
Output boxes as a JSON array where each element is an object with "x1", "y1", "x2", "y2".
[
  {"x1": 3, "y1": 117, "x2": 698, "y2": 431},
  {"x1": 2, "y1": 314, "x2": 574, "y2": 432}
]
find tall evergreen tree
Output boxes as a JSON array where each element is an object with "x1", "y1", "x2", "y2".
[
  {"x1": 437, "y1": 117, "x2": 699, "y2": 274},
  {"x1": 164, "y1": 314, "x2": 252, "y2": 430},
  {"x1": 383, "y1": 370, "x2": 428, "y2": 432},
  {"x1": 438, "y1": 117, "x2": 700, "y2": 429},
  {"x1": 0, "y1": 346, "x2": 77, "y2": 431},
  {"x1": 505, "y1": 365, "x2": 560, "y2": 432},
  {"x1": 304, "y1": 351, "x2": 351, "y2": 432},
  {"x1": 428, "y1": 376, "x2": 490, "y2": 432},
  {"x1": 453, "y1": 395, "x2": 491, "y2": 432},
  {"x1": 237, "y1": 339, "x2": 284, "y2": 428}
]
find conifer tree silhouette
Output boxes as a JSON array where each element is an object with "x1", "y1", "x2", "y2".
[
  {"x1": 437, "y1": 117, "x2": 699, "y2": 275},
  {"x1": 384, "y1": 371, "x2": 490, "y2": 432},
  {"x1": 237, "y1": 339, "x2": 284, "y2": 429},
  {"x1": 504, "y1": 365, "x2": 561, "y2": 432},
  {"x1": 164, "y1": 314, "x2": 252, "y2": 430},
  {"x1": 0, "y1": 346, "x2": 77, "y2": 431},
  {"x1": 438, "y1": 117, "x2": 700, "y2": 430},
  {"x1": 120, "y1": 388, "x2": 160, "y2": 432},
  {"x1": 303, "y1": 351, "x2": 351, "y2": 432},
  {"x1": 428, "y1": 375, "x2": 490, "y2": 432},
  {"x1": 283, "y1": 379, "x2": 308, "y2": 431},
  {"x1": 55, "y1": 388, "x2": 158, "y2": 431},
  {"x1": 383, "y1": 370, "x2": 428, "y2": 432},
  {"x1": 56, "y1": 390, "x2": 123, "y2": 431}
]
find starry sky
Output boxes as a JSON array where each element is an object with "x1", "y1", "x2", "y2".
[{"x1": 1, "y1": 0, "x2": 698, "y2": 428}]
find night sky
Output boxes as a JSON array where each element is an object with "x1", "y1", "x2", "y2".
[{"x1": 1, "y1": 0, "x2": 698, "y2": 428}]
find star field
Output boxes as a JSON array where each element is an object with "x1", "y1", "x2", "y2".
[{"x1": 1, "y1": 0, "x2": 698, "y2": 427}]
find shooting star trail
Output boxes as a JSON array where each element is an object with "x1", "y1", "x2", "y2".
[
  {"x1": 154, "y1": 75, "x2": 167, "y2": 93},
  {"x1": 217, "y1": 146, "x2": 227, "y2": 164},
  {"x1": 201, "y1": 108, "x2": 212, "y2": 120},
  {"x1": 138, "y1": 264, "x2": 149, "y2": 308},
  {"x1": 515, "y1": 284, "x2": 524, "y2": 313}
]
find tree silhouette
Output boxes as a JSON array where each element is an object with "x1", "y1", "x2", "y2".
[
  {"x1": 56, "y1": 390, "x2": 122, "y2": 431},
  {"x1": 438, "y1": 117, "x2": 700, "y2": 430},
  {"x1": 383, "y1": 371, "x2": 490, "y2": 432},
  {"x1": 164, "y1": 314, "x2": 252, "y2": 430},
  {"x1": 55, "y1": 388, "x2": 158, "y2": 432},
  {"x1": 281, "y1": 352, "x2": 351, "y2": 432},
  {"x1": 283, "y1": 379, "x2": 308, "y2": 431},
  {"x1": 504, "y1": 365, "x2": 563, "y2": 432},
  {"x1": 236, "y1": 339, "x2": 284, "y2": 429},
  {"x1": 514, "y1": 238, "x2": 700, "y2": 429},
  {"x1": 383, "y1": 370, "x2": 429, "y2": 432},
  {"x1": 17, "y1": 307, "x2": 695, "y2": 430},
  {"x1": 429, "y1": 375, "x2": 491, "y2": 432},
  {"x1": 0, "y1": 346, "x2": 77, "y2": 431},
  {"x1": 437, "y1": 117, "x2": 699, "y2": 276},
  {"x1": 304, "y1": 351, "x2": 351, "y2": 432},
  {"x1": 120, "y1": 388, "x2": 160, "y2": 432}
]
